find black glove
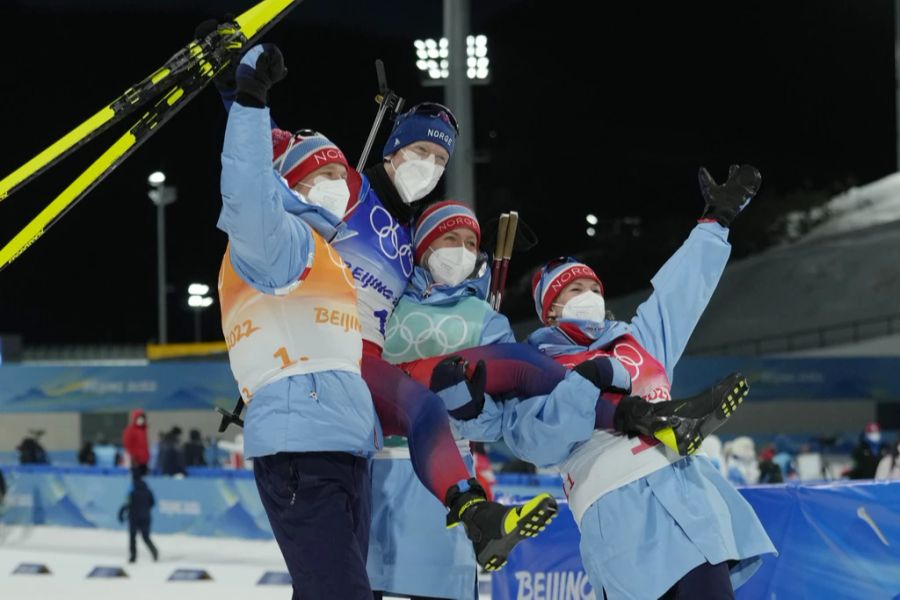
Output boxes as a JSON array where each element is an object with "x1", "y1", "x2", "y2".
[
  {"x1": 573, "y1": 356, "x2": 631, "y2": 395},
  {"x1": 430, "y1": 356, "x2": 487, "y2": 421},
  {"x1": 194, "y1": 16, "x2": 242, "y2": 96},
  {"x1": 235, "y1": 44, "x2": 287, "y2": 108},
  {"x1": 117, "y1": 505, "x2": 128, "y2": 524},
  {"x1": 698, "y1": 164, "x2": 761, "y2": 227}
]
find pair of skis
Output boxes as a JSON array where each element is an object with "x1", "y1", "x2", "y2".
[
  {"x1": 488, "y1": 211, "x2": 519, "y2": 310},
  {"x1": 0, "y1": 0, "x2": 304, "y2": 272}
]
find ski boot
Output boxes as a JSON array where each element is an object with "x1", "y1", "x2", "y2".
[
  {"x1": 445, "y1": 478, "x2": 557, "y2": 572},
  {"x1": 614, "y1": 372, "x2": 749, "y2": 455}
]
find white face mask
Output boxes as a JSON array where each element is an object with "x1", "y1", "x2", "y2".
[
  {"x1": 866, "y1": 432, "x2": 882, "y2": 444},
  {"x1": 392, "y1": 150, "x2": 445, "y2": 204},
  {"x1": 302, "y1": 177, "x2": 350, "y2": 220},
  {"x1": 558, "y1": 291, "x2": 606, "y2": 323},
  {"x1": 426, "y1": 246, "x2": 477, "y2": 287}
]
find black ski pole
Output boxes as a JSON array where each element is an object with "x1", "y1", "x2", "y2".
[
  {"x1": 356, "y1": 59, "x2": 405, "y2": 172},
  {"x1": 216, "y1": 397, "x2": 246, "y2": 432}
]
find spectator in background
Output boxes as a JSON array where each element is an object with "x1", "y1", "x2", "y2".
[
  {"x1": 772, "y1": 435, "x2": 797, "y2": 480},
  {"x1": 93, "y1": 435, "x2": 120, "y2": 468},
  {"x1": 158, "y1": 427, "x2": 186, "y2": 476},
  {"x1": 118, "y1": 465, "x2": 158, "y2": 563},
  {"x1": 17, "y1": 435, "x2": 49, "y2": 465},
  {"x1": 0, "y1": 468, "x2": 6, "y2": 503},
  {"x1": 848, "y1": 422, "x2": 887, "y2": 480},
  {"x1": 149, "y1": 431, "x2": 164, "y2": 475},
  {"x1": 77, "y1": 441, "x2": 96, "y2": 466},
  {"x1": 757, "y1": 446, "x2": 784, "y2": 484},
  {"x1": 875, "y1": 438, "x2": 900, "y2": 480},
  {"x1": 183, "y1": 429, "x2": 207, "y2": 468},
  {"x1": 122, "y1": 409, "x2": 149, "y2": 469},
  {"x1": 725, "y1": 436, "x2": 760, "y2": 485}
]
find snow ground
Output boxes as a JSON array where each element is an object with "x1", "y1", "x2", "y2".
[{"x1": 0, "y1": 525, "x2": 492, "y2": 600}]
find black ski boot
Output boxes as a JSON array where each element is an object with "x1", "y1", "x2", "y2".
[
  {"x1": 445, "y1": 478, "x2": 557, "y2": 572},
  {"x1": 614, "y1": 372, "x2": 749, "y2": 455}
]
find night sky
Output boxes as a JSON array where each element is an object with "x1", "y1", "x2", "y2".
[{"x1": 0, "y1": 0, "x2": 895, "y2": 345}]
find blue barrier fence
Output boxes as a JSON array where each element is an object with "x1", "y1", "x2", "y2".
[
  {"x1": 493, "y1": 480, "x2": 900, "y2": 600},
  {"x1": 2, "y1": 467, "x2": 898, "y2": 598}
]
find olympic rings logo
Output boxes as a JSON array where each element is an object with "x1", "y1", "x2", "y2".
[
  {"x1": 324, "y1": 241, "x2": 355, "y2": 288},
  {"x1": 613, "y1": 342, "x2": 644, "y2": 381},
  {"x1": 384, "y1": 310, "x2": 470, "y2": 360},
  {"x1": 369, "y1": 205, "x2": 413, "y2": 277}
]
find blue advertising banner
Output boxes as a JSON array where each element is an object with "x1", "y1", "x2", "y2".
[
  {"x1": 491, "y1": 480, "x2": 900, "y2": 600},
  {"x1": 0, "y1": 466, "x2": 272, "y2": 539},
  {"x1": 492, "y1": 505, "x2": 596, "y2": 600},
  {"x1": 673, "y1": 357, "x2": 900, "y2": 401},
  {"x1": 2, "y1": 357, "x2": 898, "y2": 414},
  {"x1": 0, "y1": 362, "x2": 236, "y2": 412}
]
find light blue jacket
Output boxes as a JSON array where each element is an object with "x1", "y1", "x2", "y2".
[
  {"x1": 453, "y1": 222, "x2": 732, "y2": 465},
  {"x1": 218, "y1": 103, "x2": 381, "y2": 459}
]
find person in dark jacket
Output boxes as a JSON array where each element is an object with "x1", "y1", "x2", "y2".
[
  {"x1": 183, "y1": 429, "x2": 207, "y2": 468},
  {"x1": 17, "y1": 436, "x2": 48, "y2": 464},
  {"x1": 158, "y1": 427, "x2": 186, "y2": 476},
  {"x1": 77, "y1": 441, "x2": 96, "y2": 466},
  {"x1": 118, "y1": 465, "x2": 158, "y2": 562},
  {"x1": 757, "y1": 446, "x2": 784, "y2": 484},
  {"x1": 848, "y1": 422, "x2": 888, "y2": 480}
]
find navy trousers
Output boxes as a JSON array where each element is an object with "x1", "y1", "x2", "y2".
[
  {"x1": 128, "y1": 517, "x2": 157, "y2": 561},
  {"x1": 659, "y1": 561, "x2": 735, "y2": 600},
  {"x1": 254, "y1": 451, "x2": 372, "y2": 600}
]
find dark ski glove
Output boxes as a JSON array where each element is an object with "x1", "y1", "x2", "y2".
[
  {"x1": 430, "y1": 356, "x2": 487, "y2": 421},
  {"x1": 235, "y1": 44, "x2": 287, "y2": 108},
  {"x1": 698, "y1": 164, "x2": 761, "y2": 227},
  {"x1": 573, "y1": 356, "x2": 631, "y2": 395}
]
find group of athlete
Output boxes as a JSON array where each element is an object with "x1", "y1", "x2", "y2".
[{"x1": 213, "y1": 38, "x2": 775, "y2": 600}]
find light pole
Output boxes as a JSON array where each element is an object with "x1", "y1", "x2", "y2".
[
  {"x1": 148, "y1": 171, "x2": 177, "y2": 344},
  {"x1": 412, "y1": 0, "x2": 487, "y2": 211},
  {"x1": 187, "y1": 283, "x2": 214, "y2": 343}
]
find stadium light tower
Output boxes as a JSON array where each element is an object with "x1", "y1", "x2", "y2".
[
  {"x1": 187, "y1": 283, "x2": 214, "y2": 343},
  {"x1": 414, "y1": 35, "x2": 490, "y2": 84},
  {"x1": 148, "y1": 171, "x2": 177, "y2": 344}
]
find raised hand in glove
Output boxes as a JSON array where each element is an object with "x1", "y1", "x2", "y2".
[
  {"x1": 235, "y1": 44, "x2": 287, "y2": 108},
  {"x1": 698, "y1": 164, "x2": 761, "y2": 227},
  {"x1": 430, "y1": 356, "x2": 487, "y2": 421}
]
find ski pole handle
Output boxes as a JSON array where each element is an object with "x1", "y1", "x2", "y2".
[
  {"x1": 489, "y1": 213, "x2": 510, "y2": 307},
  {"x1": 495, "y1": 211, "x2": 519, "y2": 310}
]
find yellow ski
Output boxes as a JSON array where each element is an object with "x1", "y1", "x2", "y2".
[
  {"x1": 0, "y1": 0, "x2": 302, "y2": 271},
  {"x1": 0, "y1": 0, "x2": 300, "y2": 203}
]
